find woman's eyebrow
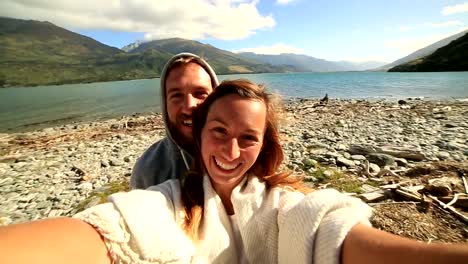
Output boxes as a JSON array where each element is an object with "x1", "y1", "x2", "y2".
[
  {"x1": 207, "y1": 117, "x2": 228, "y2": 126},
  {"x1": 209, "y1": 118, "x2": 262, "y2": 134}
]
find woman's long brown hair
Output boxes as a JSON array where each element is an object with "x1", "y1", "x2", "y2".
[{"x1": 180, "y1": 79, "x2": 310, "y2": 240}]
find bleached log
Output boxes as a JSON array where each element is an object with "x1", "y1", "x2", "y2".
[
  {"x1": 395, "y1": 188, "x2": 423, "y2": 201},
  {"x1": 377, "y1": 146, "x2": 426, "y2": 161},
  {"x1": 461, "y1": 175, "x2": 468, "y2": 194}
]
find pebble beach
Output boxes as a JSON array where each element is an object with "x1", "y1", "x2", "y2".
[{"x1": 1, "y1": 98, "x2": 467, "y2": 226}]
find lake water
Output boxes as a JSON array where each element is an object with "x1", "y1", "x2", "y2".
[{"x1": 1, "y1": 72, "x2": 467, "y2": 133}]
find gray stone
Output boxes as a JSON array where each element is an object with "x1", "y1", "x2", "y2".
[
  {"x1": 436, "y1": 151, "x2": 451, "y2": 160},
  {"x1": 78, "y1": 182, "x2": 93, "y2": 192},
  {"x1": 48, "y1": 209, "x2": 64, "y2": 218},
  {"x1": 323, "y1": 170, "x2": 334, "y2": 178},
  {"x1": 292, "y1": 151, "x2": 301, "y2": 158},
  {"x1": 446, "y1": 142, "x2": 465, "y2": 150},
  {"x1": 336, "y1": 157, "x2": 355, "y2": 167},
  {"x1": 0, "y1": 177, "x2": 13, "y2": 186},
  {"x1": 109, "y1": 159, "x2": 122, "y2": 166},
  {"x1": 18, "y1": 193, "x2": 37, "y2": 202},
  {"x1": 358, "y1": 191, "x2": 387, "y2": 203},
  {"x1": 351, "y1": 155, "x2": 366, "y2": 161},
  {"x1": 302, "y1": 158, "x2": 317, "y2": 168},
  {"x1": 368, "y1": 163, "x2": 381, "y2": 174},
  {"x1": 101, "y1": 160, "x2": 109, "y2": 167},
  {"x1": 361, "y1": 184, "x2": 380, "y2": 193},
  {"x1": 349, "y1": 144, "x2": 378, "y2": 155},
  {"x1": 394, "y1": 157, "x2": 408, "y2": 166},
  {"x1": 336, "y1": 144, "x2": 347, "y2": 151},
  {"x1": 366, "y1": 153, "x2": 395, "y2": 167}
]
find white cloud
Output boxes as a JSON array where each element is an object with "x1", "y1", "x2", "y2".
[
  {"x1": 233, "y1": 43, "x2": 305, "y2": 55},
  {"x1": 0, "y1": 0, "x2": 274, "y2": 41},
  {"x1": 276, "y1": 0, "x2": 298, "y2": 5},
  {"x1": 442, "y1": 2, "x2": 468, "y2": 15}
]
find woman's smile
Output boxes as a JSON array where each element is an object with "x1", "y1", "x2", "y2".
[{"x1": 213, "y1": 156, "x2": 241, "y2": 171}]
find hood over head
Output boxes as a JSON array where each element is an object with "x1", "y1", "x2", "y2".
[{"x1": 160, "y1": 52, "x2": 219, "y2": 150}]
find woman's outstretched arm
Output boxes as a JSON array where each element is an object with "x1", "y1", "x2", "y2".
[
  {"x1": 342, "y1": 223, "x2": 468, "y2": 264},
  {"x1": 0, "y1": 217, "x2": 111, "y2": 264}
]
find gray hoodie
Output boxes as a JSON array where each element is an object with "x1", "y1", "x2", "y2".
[{"x1": 130, "y1": 53, "x2": 219, "y2": 189}]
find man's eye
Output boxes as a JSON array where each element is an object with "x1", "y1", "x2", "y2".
[
  {"x1": 213, "y1": 127, "x2": 226, "y2": 134},
  {"x1": 169, "y1": 93, "x2": 183, "y2": 100},
  {"x1": 194, "y1": 92, "x2": 208, "y2": 99}
]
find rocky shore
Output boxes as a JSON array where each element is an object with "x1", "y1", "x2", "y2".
[{"x1": 1, "y1": 99, "x2": 467, "y2": 235}]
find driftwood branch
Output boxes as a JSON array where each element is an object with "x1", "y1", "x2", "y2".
[
  {"x1": 369, "y1": 201, "x2": 419, "y2": 206},
  {"x1": 437, "y1": 195, "x2": 468, "y2": 208},
  {"x1": 444, "y1": 193, "x2": 460, "y2": 208},
  {"x1": 461, "y1": 174, "x2": 468, "y2": 194},
  {"x1": 395, "y1": 188, "x2": 423, "y2": 202},
  {"x1": 427, "y1": 195, "x2": 468, "y2": 224}
]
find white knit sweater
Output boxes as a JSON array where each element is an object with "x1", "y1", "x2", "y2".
[{"x1": 75, "y1": 175, "x2": 372, "y2": 264}]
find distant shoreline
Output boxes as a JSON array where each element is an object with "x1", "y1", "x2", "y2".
[
  {"x1": 4, "y1": 70, "x2": 468, "y2": 89},
  {"x1": 2, "y1": 97, "x2": 468, "y2": 134}
]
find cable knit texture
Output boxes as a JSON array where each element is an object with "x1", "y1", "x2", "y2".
[{"x1": 74, "y1": 175, "x2": 372, "y2": 263}]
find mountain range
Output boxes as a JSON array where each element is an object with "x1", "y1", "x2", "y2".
[
  {"x1": 0, "y1": 16, "x2": 466, "y2": 87},
  {"x1": 237, "y1": 52, "x2": 385, "y2": 72}
]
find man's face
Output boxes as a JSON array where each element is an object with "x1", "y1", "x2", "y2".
[{"x1": 166, "y1": 62, "x2": 213, "y2": 149}]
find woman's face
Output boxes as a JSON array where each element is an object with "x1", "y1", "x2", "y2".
[{"x1": 201, "y1": 94, "x2": 266, "y2": 195}]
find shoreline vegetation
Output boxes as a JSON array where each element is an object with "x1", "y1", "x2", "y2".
[{"x1": 1, "y1": 98, "x2": 467, "y2": 242}]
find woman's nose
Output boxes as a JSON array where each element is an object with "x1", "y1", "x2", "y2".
[{"x1": 223, "y1": 138, "x2": 240, "y2": 161}]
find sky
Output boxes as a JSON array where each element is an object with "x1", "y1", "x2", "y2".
[{"x1": 1, "y1": 0, "x2": 468, "y2": 63}]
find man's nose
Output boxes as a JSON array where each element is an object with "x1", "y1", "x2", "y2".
[
  {"x1": 182, "y1": 94, "x2": 197, "y2": 113},
  {"x1": 223, "y1": 138, "x2": 240, "y2": 161}
]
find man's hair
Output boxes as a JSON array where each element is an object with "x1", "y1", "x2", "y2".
[
  {"x1": 165, "y1": 55, "x2": 218, "y2": 89},
  {"x1": 180, "y1": 79, "x2": 310, "y2": 240}
]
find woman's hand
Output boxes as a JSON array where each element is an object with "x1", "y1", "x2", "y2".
[
  {"x1": 342, "y1": 223, "x2": 468, "y2": 264},
  {"x1": 0, "y1": 217, "x2": 111, "y2": 264}
]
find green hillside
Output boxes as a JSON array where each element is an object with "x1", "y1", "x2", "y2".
[
  {"x1": 128, "y1": 38, "x2": 294, "y2": 74},
  {"x1": 0, "y1": 17, "x2": 291, "y2": 87},
  {"x1": 0, "y1": 17, "x2": 175, "y2": 87},
  {"x1": 388, "y1": 32, "x2": 468, "y2": 72}
]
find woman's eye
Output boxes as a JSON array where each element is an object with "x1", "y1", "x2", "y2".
[{"x1": 242, "y1": 135, "x2": 258, "y2": 142}]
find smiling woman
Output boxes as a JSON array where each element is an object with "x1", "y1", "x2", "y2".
[
  {"x1": 201, "y1": 94, "x2": 266, "y2": 205},
  {"x1": 1, "y1": 79, "x2": 467, "y2": 264}
]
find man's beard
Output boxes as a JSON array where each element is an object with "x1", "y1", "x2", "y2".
[{"x1": 168, "y1": 118, "x2": 196, "y2": 155}]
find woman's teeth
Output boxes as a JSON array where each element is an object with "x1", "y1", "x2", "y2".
[
  {"x1": 183, "y1": 120, "x2": 192, "y2": 126},
  {"x1": 215, "y1": 157, "x2": 238, "y2": 170}
]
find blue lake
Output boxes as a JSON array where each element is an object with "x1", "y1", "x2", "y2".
[{"x1": 1, "y1": 72, "x2": 467, "y2": 132}]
